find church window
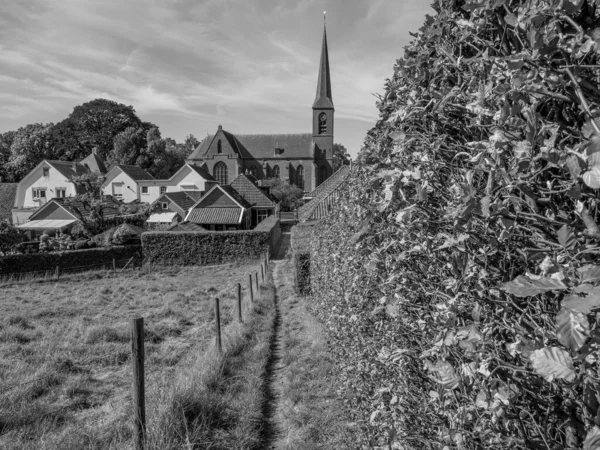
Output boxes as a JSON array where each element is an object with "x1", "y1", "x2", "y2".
[
  {"x1": 272, "y1": 165, "x2": 280, "y2": 179},
  {"x1": 296, "y1": 165, "x2": 304, "y2": 190},
  {"x1": 217, "y1": 140, "x2": 222, "y2": 154},
  {"x1": 319, "y1": 113, "x2": 327, "y2": 134},
  {"x1": 318, "y1": 166, "x2": 327, "y2": 185},
  {"x1": 213, "y1": 161, "x2": 228, "y2": 185}
]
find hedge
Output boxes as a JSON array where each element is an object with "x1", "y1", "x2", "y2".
[
  {"x1": 0, "y1": 245, "x2": 142, "y2": 275},
  {"x1": 293, "y1": 252, "x2": 311, "y2": 295},
  {"x1": 142, "y1": 218, "x2": 281, "y2": 266}
]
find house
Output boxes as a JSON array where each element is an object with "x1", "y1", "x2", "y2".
[
  {"x1": 184, "y1": 185, "x2": 251, "y2": 231},
  {"x1": 230, "y1": 173, "x2": 279, "y2": 227},
  {"x1": 186, "y1": 24, "x2": 335, "y2": 193},
  {"x1": 167, "y1": 221, "x2": 207, "y2": 232},
  {"x1": 0, "y1": 183, "x2": 18, "y2": 224},
  {"x1": 102, "y1": 165, "x2": 155, "y2": 203},
  {"x1": 102, "y1": 163, "x2": 217, "y2": 205},
  {"x1": 12, "y1": 149, "x2": 108, "y2": 224},
  {"x1": 15, "y1": 197, "x2": 121, "y2": 237},
  {"x1": 146, "y1": 191, "x2": 197, "y2": 230}
]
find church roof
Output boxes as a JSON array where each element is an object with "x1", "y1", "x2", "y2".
[
  {"x1": 313, "y1": 24, "x2": 334, "y2": 110},
  {"x1": 189, "y1": 132, "x2": 314, "y2": 160}
]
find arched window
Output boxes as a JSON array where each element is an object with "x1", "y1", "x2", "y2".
[
  {"x1": 250, "y1": 165, "x2": 257, "y2": 178},
  {"x1": 217, "y1": 140, "x2": 222, "y2": 154},
  {"x1": 272, "y1": 165, "x2": 280, "y2": 179},
  {"x1": 213, "y1": 161, "x2": 228, "y2": 185},
  {"x1": 318, "y1": 166, "x2": 327, "y2": 185},
  {"x1": 296, "y1": 165, "x2": 304, "y2": 190},
  {"x1": 319, "y1": 113, "x2": 327, "y2": 134}
]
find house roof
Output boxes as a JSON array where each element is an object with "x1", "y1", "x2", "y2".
[
  {"x1": 46, "y1": 160, "x2": 90, "y2": 179},
  {"x1": 187, "y1": 208, "x2": 243, "y2": 225},
  {"x1": 163, "y1": 191, "x2": 196, "y2": 211},
  {"x1": 230, "y1": 174, "x2": 278, "y2": 208},
  {"x1": 183, "y1": 191, "x2": 204, "y2": 201},
  {"x1": 0, "y1": 183, "x2": 18, "y2": 222},
  {"x1": 29, "y1": 197, "x2": 122, "y2": 221},
  {"x1": 218, "y1": 185, "x2": 252, "y2": 209},
  {"x1": 188, "y1": 164, "x2": 216, "y2": 181},
  {"x1": 147, "y1": 212, "x2": 178, "y2": 223},
  {"x1": 117, "y1": 165, "x2": 155, "y2": 181},
  {"x1": 189, "y1": 132, "x2": 314, "y2": 161},
  {"x1": 168, "y1": 221, "x2": 207, "y2": 231},
  {"x1": 80, "y1": 151, "x2": 107, "y2": 175}
]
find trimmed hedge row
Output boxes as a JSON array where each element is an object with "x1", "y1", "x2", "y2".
[
  {"x1": 294, "y1": 252, "x2": 311, "y2": 295},
  {"x1": 0, "y1": 245, "x2": 142, "y2": 275},
  {"x1": 142, "y1": 218, "x2": 281, "y2": 266}
]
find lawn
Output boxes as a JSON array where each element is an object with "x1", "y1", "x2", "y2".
[{"x1": 0, "y1": 260, "x2": 264, "y2": 449}]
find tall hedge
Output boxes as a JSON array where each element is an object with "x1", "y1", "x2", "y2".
[
  {"x1": 0, "y1": 245, "x2": 142, "y2": 275},
  {"x1": 142, "y1": 218, "x2": 280, "y2": 266},
  {"x1": 310, "y1": 1, "x2": 600, "y2": 449}
]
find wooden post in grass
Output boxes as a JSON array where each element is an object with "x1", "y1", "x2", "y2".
[
  {"x1": 249, "y1": 274, "x2": 254, "y2": 303},
  {"x1": 237, "y1": 283, "x2": 242, "y2": 323},
  {"x1": 261, "y1": 263, "x2": 264, "y2": 283},
  {"x1": 130, "y1": 317, "x2": 146, "y2": 450},
  {"x1": 55, "y1": 266, "x2": 60, "y2": 281},
  {"x1": 255, "y1": 272, "x2": 259, "y2": 291},
  {"x1": 214, "y1": 297, "x2": 222, "y2": 353}
]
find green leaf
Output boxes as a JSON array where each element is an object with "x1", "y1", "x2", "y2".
[
  {"x1": 425, "y1": 360, "x2": 459, "y2": 390},
  {"x1": 529, "y1": 347, "x2": 576, "y2": 382},
  {"x1": 562, "y1": 294, "x2": 600, "y2": 314},
  {"x1": 582, "y1": 167, "x2": 600, "y2": 189},
  {"x1": 579, "y1": 265, "x2": 600, "y2": 284},
  {"x1": 557, "y1": 225, "x2": 577, "y2": 249},
  {"x1": 584, "y1": 426, "x2": 600, "y2": 450},
  {"x1": 501, "y1": 275, "x2": 567, "y2": 297},
  {"x1": 566, "y1": 155, "x2": 582, "y2": 179},
  {"x1": 556, "y1": 309, "x2": 589, "y2": 351}
]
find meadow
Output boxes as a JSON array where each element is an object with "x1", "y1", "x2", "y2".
[{"x1": 0, "y1": 260, "x2": 266, "y2": 449}]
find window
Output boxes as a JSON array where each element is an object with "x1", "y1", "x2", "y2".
[
  {"x1": 272, "y1": 165, "x2": 280, "y2": 179},
  {"x1": 250, "y1": 165, "x2": 257, "y2": 178},
  {"x1": 160, "y1": 186, "x2": 167, "y2": 194},
  {"x1": 161, "y1": 202, "x2": 169, "y2": 210},
  {"x1": 56, "y1": 188, "x2": 66, "y2": 198},
  {"x1": 319, "y1": 112, "x2": 327, "y2": 134},
  {"x1": 318, "y1": 166, "x2": 328, "y2": 185},
  {"x1": 42, "y1": 167, "x2": 49, "y2": 177},
  {"x1": 257, "y1": 209, "x2": 268, "y2": 225},
  {"x1": 112, "y1": 183, "x2": 123, "y2": 198},
  {"x1": 32, "y1": 188, "x2": 46, "y2": 199},
  {"x1": 141, "y1": 186, "x2": 149, "y2": 195},
  {"x1": 217, "y1": 140, "x2": 222, "y2": 154},
  {"x1": 296, "y1": 165, "x2": 304, "y2": 190},
  {"x1": 213, "y1": 162, "x2": 228, "y2": 185}
]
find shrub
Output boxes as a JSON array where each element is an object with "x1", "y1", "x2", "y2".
[{"x1": 294, "y1": 252, "x2": 310, "y2": 295}]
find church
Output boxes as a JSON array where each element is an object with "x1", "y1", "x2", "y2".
[{"x1": 186, "y1": 24, "x2": 334, "y2": 193}]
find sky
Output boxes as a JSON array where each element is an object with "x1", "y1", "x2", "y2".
[{"x1": 0, "y1": 0, "x2": 434, "y2": 157}]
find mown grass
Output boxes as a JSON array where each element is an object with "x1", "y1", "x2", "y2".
[{"x1": 0, "y1": 260, "x2": 270, "y2": 449}]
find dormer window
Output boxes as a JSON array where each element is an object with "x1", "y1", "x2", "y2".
[
  {"x1": 43, "y1": 167, "x2": 49, "y2": 177},
  {"x1": 319, "y1": 113, "x2": 327, "y2": 134},
  {"x1": 274, "y1": 147, "x2": 283, "y2": 156},
  {"x1": 161, "y1": 202, "x2": 168, "y2": 210},
  {"x1": 217, "y1": 140, "x2": 222, "y2": 154}
]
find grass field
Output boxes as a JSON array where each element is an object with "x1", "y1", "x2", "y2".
[{"x1": 0, "y1": 260, "x2": 267, "y2": 449}]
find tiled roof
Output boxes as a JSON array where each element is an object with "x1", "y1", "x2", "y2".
[
  {"x1": 187, "y1": 207, "x2": 242, "y2": 225},
  {"x1": 117, "y1": 165, "x2": 155, "y2": 181},
  {"x1": 80, "y1": 152, "x2": 107, "y2": 175},
  {"x1": 29, "y1": 197, "x2": 122, "y2": 221},
  {"x1": 188, "y1": 164, "x2": 216, "y2": 181},
  {"x1": 167, "y1": 221, "x2": 206, "y2": 231},
  {"x1": 189, "y1": 132, "x2": 314, "y2": 160},
  {"x1": 183, "y1": 191, "x2": 204, "y2": 201},
  {"x1": 219, "y1": 185, "x2": 252, "y2": 209},
  {"x1": 0, "y1": 183, "x2": 17, "y2": 222},
  {"x1": 46, "y1": 160, "x2": 90, "y2": 179},
  {"x1": 163, "y1": 192, "x2": 196, "y2": 211},
  {"x1": 230, "y1": 174, "x2": 278, "y2": 208}
]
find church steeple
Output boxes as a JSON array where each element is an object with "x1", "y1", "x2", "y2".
[{"x1": 313, "y1": 20, "x2": 333, "y2": 110}]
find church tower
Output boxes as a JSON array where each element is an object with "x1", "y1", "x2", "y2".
[{"x1": 312, "y1": 20, "x2": 334, "y2": 187}]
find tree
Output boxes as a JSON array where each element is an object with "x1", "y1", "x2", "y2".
[
  {"x1": 0, "y1": 220, "x2": 22, "y2": 255},
  {"x1": 5, "y1": 123, "x2": 55, "y2": 181},
  {"x1": 184, "y1": 134, "x2": 200, "y2": 152},
  {"x1": 0, "y1": 131, "x2": 15, "y2": 182},
  {"x1": 110, "y1": 127, "x2": 146, "y2": 167},
  {"x1": 63, "y1": 172, "x2": 111, "y2": 236},
  {"x1": 269, "y1": 179, "x2": 304, "y2": 211},
  {"x1": 332, "y1": 143, "x2": 351, "y2": 171}
]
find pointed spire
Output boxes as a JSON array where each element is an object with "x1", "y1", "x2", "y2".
[{"x1": 313, "y1": 18, "x2": 333, "y2": 109}]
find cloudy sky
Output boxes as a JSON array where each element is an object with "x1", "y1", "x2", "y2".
[{"x1": 0, "y1": 0, "x2": 434, "y2": 157}]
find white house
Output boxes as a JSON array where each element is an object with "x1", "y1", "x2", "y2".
[
  {"x1": 104, "y1": 163, "x2": 217, "y2": 204},
  {"x1": 101, "y1": 165, "x2": 155, "y2": 203},
  {"x1": 12, "y1": 150, "x2": 107, "y2": 224}
]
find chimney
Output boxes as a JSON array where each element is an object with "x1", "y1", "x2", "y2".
[{"x1": 92, "y1": 147, "x2": 98, "y2": 155}]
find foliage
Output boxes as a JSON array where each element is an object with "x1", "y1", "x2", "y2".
[
  {"x1": 310, "y1": 0, "x2": 600, "y2": 448},
  {"x1": 332, "y1": 142, "x2": 351, "y2": 171},
  {"x1": 110, "y1": 126, "x2": 147, "y2": 167},
  {"x1": 142, "y1": 218, "x2": 280, "y2": 266},
  {"x1": 294, "y1": 253, "x2": 311, "y2": 295},
  {"x1": 62, "y1": 172, "x2": 112, "y2": 236},
  {"x1": 0, "y1": 245, "x2": 141, "y2": 275},
  {"x1": 268, "y1": 179, "x2": 304, "y2": 210},
  {"x1": 3, "y1": 123, "x2": 56, "y2": 181},
  {"x1": 0, "y1": 221, "x2": 23, "y2": 256}
]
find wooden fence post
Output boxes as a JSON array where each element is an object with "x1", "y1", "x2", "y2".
[
  {"x1": 55, "y1": 266, "x2": 60, "y2": 281},
  {"x1": 130, "y1": 317, "x2": 146, "y2": 450},
  {"x1": 261, "y1": 263, "x2": 264, "y2": 283},
  {"x1": 214, "y1": 297, "x2": 222, "y2": 353},
  {"x1": 237, "y1": 283, "x2": 242, "y2": 323},
  {"x1": 249, "y1": 274, "x2": 254, "y2": 303},
  {"x1": 255, "y1": 272, "x2": 259, "y2": 291}
]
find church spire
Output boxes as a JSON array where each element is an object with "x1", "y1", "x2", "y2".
[{"x1": 313, "y1": 19, "x2": 333, "y2": 110}]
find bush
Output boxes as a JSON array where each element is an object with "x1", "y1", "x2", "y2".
[
  {"x1": 0, "y1": 245, "x2": 142, "y2": 275},
  {"x1": 294, "y1": 252, "x2": 310, "y2": 295}
]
